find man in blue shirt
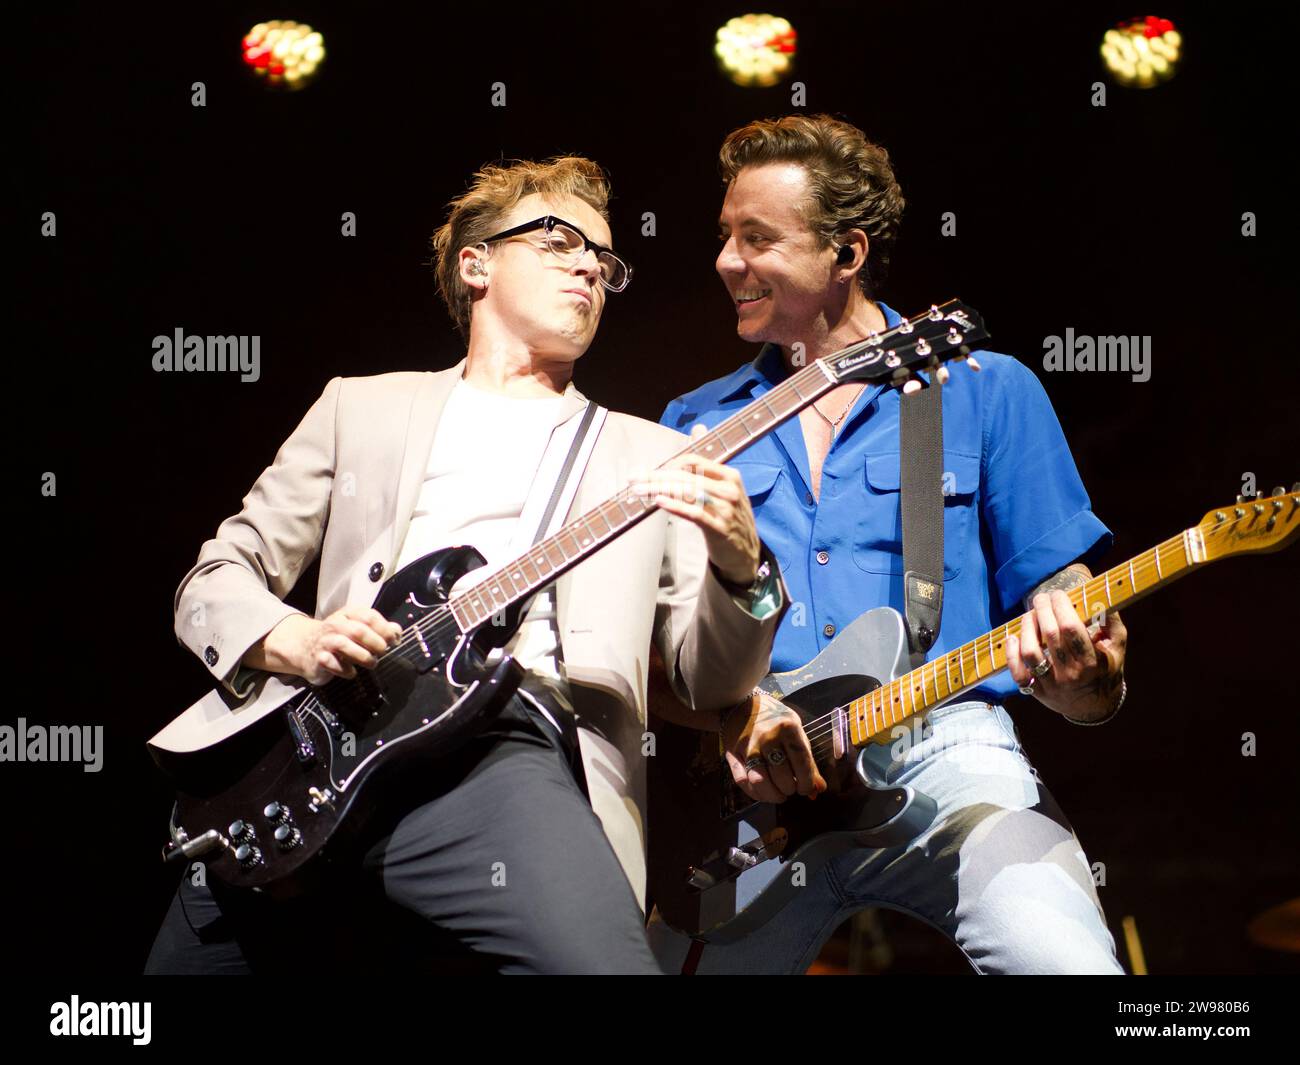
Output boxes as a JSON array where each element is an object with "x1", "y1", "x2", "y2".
[{"x1": 651, "y1": 114, "x2": 1129, "y2": 974}]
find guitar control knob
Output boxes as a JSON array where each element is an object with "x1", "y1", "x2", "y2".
[
  {"x1": 234, "y1": 844, "x2": 264, "y2": 869},
  {"x1": 228, "y1": 819, "x2": 253, "y2": 842},
  {"x1": 273, "y1": 824, "x2": 303, "y2": 850},
  {"x1": 263, "y1": 802, "x2": 291, "y2": 824}
]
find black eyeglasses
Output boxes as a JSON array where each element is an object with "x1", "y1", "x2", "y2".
[{"x1": 480, "y1": 215, "x2": 633, "y2": 292}]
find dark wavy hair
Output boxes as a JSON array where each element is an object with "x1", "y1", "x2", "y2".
[{"x1": 719, "y1": 114, "x2": 905, "y2": 297}]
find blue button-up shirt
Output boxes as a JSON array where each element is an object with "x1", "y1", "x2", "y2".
[{"x1": 660, "y1": 301, "x2": 1112, "y2": 702}]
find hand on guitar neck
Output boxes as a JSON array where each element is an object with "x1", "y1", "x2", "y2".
[{"x1": 1006, "y1": 564, "x2": 1130, "y2": 724}]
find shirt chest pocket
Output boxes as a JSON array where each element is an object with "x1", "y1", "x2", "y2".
[
  {"x1": 732, "y1": 463, "x2": 784, "y2": 505},
  {"x1": 851, "y1": 450, "x2": 981, "y2": 580}
]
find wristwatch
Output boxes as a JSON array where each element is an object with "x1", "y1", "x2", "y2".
[{"x1": 710, "y1": 545, "x2": 783, "y2": 619}]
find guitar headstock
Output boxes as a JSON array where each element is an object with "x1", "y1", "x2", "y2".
[
  {"x1": 822, "y1": 299, "x2": 989, "y2": 387},
  {"x1": 1197, "y1": 484, "x2": 1300, "y2": 561}
]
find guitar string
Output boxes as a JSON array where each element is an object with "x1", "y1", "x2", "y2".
[
  {"x1": 280, "y1": 311, "x2": 986, "y2": 716},
  {"x1": 310, "y1": 443, "x2": 1279, "y2": 735},
  {"x1": 326, "y1": 507, "x2": 1250, "y2": 738},
  {"x1": 791, "y1": 540, "x2": 1188, "y2": 757},
  {"x1": 795, "y1": 545, "x2": 1175, "y2": 748},
  {"x1": 356, "y1": 309, "x2": 977, "y2": 665},
  {"x1": 316, "y1": 311, "x2": 983, "y2": 693},
  {"x1": 791, "y1": 530, "x2": 1234, "y2": 761}
]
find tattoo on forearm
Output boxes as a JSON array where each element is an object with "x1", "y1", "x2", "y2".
[{"x1": 1025, "y1": 563, "x2": 1090, "y2": 611}]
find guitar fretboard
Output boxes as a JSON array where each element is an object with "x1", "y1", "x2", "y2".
[
  {"x1": 445, "y1": 359, "x2": 839, "y2": 631},
  {"x1": 846, "y1": 528, "x2": 1204, "y2": 747}
]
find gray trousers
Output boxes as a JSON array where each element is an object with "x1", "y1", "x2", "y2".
[{"x1": 145, "y1": 696, "x2": 663, "y2": 975}]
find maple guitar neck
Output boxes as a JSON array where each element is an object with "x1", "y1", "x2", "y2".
[{"x1": 843, "y1": 489, "x2": 1300, "y2": 748}]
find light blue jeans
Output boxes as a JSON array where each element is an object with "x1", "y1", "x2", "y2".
[{"x1": 647, "y1": 700, "x2": 1123, "y2": 974}]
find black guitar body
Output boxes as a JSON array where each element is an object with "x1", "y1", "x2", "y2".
[{"x1": 159, "y1": 546, "x2": 525, "y2": 897}]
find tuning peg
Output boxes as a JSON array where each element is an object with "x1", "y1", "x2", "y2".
[
  {"x1": 902, "y1": 378, "x2": 923, "y2": 395},
  {"x1": 1236, "y1": 494, "x2": 1246, "y2": 504},
  {"x1": 936, "y1": 365, "x2": 951, "y2": 385},
  {"x1": 964, "y1": 354, "x2": 982, "y2": 372},
  {"x1": 1274, "y1": 485, "x2": 1287, "y2": 496}
]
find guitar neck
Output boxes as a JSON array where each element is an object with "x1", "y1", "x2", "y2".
[
  {"x1": 445, "y1": 360, "x2": 843, "y2": 632},
  {"x1": 845, "y1": 527, "x2": 1207, "y2": 748}
]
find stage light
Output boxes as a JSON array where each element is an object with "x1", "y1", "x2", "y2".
[
  {"x1": 1101, "y1": 15, "x2": 1181, "y2": 88},
  {"x1": 715, "y1": 14, "x2": 797, "y2": 88},
  {"x1": 242, "y1": 20, "x2": 325, "y2": 89}
]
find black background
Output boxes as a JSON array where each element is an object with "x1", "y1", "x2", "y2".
[{"x1": 12, "y1": 1, "x2": 1298, "y2": 975}]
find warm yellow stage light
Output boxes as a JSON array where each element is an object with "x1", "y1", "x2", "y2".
[
  {"x1": 1101, "y1": 15, "x2": 1181, "y2": 89},
  {"x1": 243, "y1": 20, "x2": 325, "y2": 90},
  {"x1": 716, "y1": 14, "x2": 797, "y2": 88}
]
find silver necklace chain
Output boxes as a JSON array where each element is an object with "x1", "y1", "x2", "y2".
[{"x1": 813, "y1": 386, "x2": 864, "y2": 432}]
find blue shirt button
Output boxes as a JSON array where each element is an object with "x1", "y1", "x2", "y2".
[
  {"x1": 816, "y1": 550, "x2": 829, "y2": 565},
  {"x1": 823, "y1": 622, "x2": 836, "y2": 637},
  {"x1": 804, "y1": 491, "x2": 814, "y2": 505}
]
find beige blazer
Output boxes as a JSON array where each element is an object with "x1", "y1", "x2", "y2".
[{"x1": 161, "y1": 360, "x2": 785, "y2": 908}]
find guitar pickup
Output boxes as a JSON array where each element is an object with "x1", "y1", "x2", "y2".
[
  {"x1": 317, "y1": 703, "x2": 345, "y2": 739},
  {"x1": 284, "y1": 707, "x2": 316, "y2": 765}
]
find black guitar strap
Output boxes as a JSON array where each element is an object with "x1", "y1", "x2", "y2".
[
  {"x1": 899, "y1": 377, "x2": 945, "y2": 669},
  {"x1": 514, "y1": 400, "x2": 605, "y2": 800},
  {"x1": 531, "y1": 400, "x2": 602, "y2": 547}
]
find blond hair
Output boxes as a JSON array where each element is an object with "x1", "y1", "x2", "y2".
[{"x1": 431, "y1": 156, "x2": 612, "y2": 340}]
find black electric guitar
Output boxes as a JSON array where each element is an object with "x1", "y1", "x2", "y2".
[
  {"x1": 150, "y1": 300, "x2": 991, "y2": 896},
  {"x1": 650, "y1": 487, "x2": 1300, "y2": 942}
]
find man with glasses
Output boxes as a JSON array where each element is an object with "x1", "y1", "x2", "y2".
[{"x1": 145, "y1": 155, "x2": 785, "y2": 974}]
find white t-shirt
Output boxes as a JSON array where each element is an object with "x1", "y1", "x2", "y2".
[{"x1": 393, "y1": 377, "x2": 566, "y2": 681}]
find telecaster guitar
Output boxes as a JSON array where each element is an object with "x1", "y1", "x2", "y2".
[
  {"x1": 650, "y1": 486, "x2": 1300, "y2": 943},
  {"x1": 150, "y1": 301, "x2": 991, "y2": 896}
]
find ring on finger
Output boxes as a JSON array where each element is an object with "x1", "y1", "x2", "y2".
[
  {"x1": 744, "y1": 755, "x2": 765, "y2": 771},
  {"x1": 1031, "y1": 657, "x2": 1052, "y2": 678},
  {"x1": 765, "y1": 747, "x2": 786, "y2": 767}
]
